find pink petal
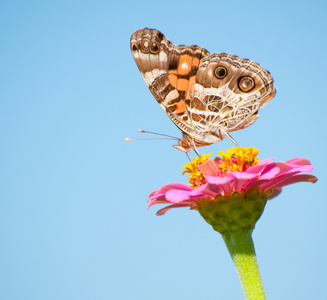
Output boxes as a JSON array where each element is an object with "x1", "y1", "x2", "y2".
[
  {"x1": 246, "y1": 168, "x2": 298, "y2": 191},
  {"x1": 267, "y1": 188, "x2": 282, "y2": 200},
  {"x1": 148, "y1": 183, "x2": 192, "y2": 199},
  {"x1": 147, "y1": 199, "x2": 170, "y2": 209},
  {"x1": 287, "y1": 164, "x2": 313, "y2": 173},
  {"x1": 285, "y1": 158, "x2": 312, "y2": 166},
  {"x1": 262, "y1": 160, "x2": 313, "y2": 176},
  {"x1": 189, "y1": 183, "x2": 219, "y2": 198},
  {"x1": 264, "y1": 174, "x2": 317, "y2": 190},
  {"x1": 261, "y1": 162, "x2": 292, "y2": 175},
  {"x1": 228, "y1": 172, "x2": 259, "y2": 192},
  {"x1": 147, "y1": 194, "x2": 170, "y2": 203},
  {"x1": 258, "y1": 171, "x2": 303, "y2": 190},
  {"x1": 246, "y1": 158, "x2": 274, "y2": 174},
  {"x1": 260, "y1": 165, "x2": 283, "y2": 180},
  {"x1": 152, "y1": 183, "x2": 192, "y2": 195},
  {"x1": 245, "y1": 165, "x2": 285, "y2": 191},
  {"x1": 198, "y1": 160, "x2": 219, "y2": 176},
  {"x1": 205, "y1": 176, "x2": 234, "y2": 195},
  {"x1": 165, "y1": 189, "x2": 193, "y2": 202},
  {"x1": 156, "y1": 203, "x2": 195, "y2": 215}
]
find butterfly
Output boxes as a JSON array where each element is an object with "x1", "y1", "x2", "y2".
[{"x1": 130, "y1": 28, "x2": 276, "y2": 152}]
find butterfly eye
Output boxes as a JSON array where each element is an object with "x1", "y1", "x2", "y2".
[
  {"x1": 141, "y1": 40, "x2": 150, "y2": 53},
  {"x1": 214, "y1": 66, "x2": 228, "y2": 79},
  {"x1": 150, "y1": 41, "x2": 160, "y2": 54},
  {"x1": 238, "y1": 76, "x2": 255, "y2": 92}
]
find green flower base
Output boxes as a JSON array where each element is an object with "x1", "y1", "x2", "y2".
[
  {"x1": 196, "y1": 190, "x2": 268, "y2": 299},
  {"x1": 196, "y1": 189, "x2": 268, "y2": 234}
]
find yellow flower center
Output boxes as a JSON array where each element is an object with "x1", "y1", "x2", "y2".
[
  {"x1": 182, "y1": 153, "x2": 212, "y2": 188},
  {"x1": 183, "y1": 147, "x2": 260, "y2": 188},
  {"x1": 217, "y1": 147, "x2": 260, "y2": 172}
]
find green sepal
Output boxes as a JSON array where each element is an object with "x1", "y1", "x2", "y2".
[{"x1": 195, "y1": 189, "x2": 268, "y2": 234}]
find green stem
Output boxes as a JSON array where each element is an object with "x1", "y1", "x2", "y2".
[{"x1": 222, "y1": 229, "x2": 265, "y2": 300}]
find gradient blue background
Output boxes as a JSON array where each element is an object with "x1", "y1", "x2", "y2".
[{"x1": 1, "y1": 0, "x2": 326, "y2": 299}]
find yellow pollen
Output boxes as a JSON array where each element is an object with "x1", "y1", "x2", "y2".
[
  {"x1": 182, "y1": 153, "x2": 212, "y2": 188},
  {"x1": 217, "y1": 147, "x2": 260, "y2": 171},
  {"x1": 182, "y1": 147, "x2": 260, "y2": 188}
]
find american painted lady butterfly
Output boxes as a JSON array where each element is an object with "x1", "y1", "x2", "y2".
[{"x1": 130, "y1": 28, "x2": 276, "y2": 152}]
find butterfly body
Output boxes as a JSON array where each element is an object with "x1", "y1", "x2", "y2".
[{"x1": 130, "y1": 28, "x2": 276, "y2": 152}]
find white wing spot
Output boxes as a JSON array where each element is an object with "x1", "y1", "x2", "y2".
[
  {"x1": 181, "y1": 62, "x2": 189, "y2": 70},
  {"x1": 159, "y1": 51, "x2": 167, "y2": 63}
]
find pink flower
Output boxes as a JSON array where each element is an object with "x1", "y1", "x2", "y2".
[
  {"x1": 146, "y1": 147, "x2": 317, "y2": 298},
  {"x1": 147, "y1": 148, "x2": 317, "y2": 223}
]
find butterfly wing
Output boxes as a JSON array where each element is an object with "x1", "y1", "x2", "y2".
[
  {"x1": 131, "y1": 28, "x2": 276, "y2": 151},
  {"x1": 130, "y1": 28, "x2": 210, "y2": 137},
  {"x1": 190, "y1": 53, "x2": 276, "y2": 143}
]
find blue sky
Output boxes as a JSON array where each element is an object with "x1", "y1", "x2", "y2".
[{"x1": 1, "y1": 0, "x2": 326, "y2": 299}]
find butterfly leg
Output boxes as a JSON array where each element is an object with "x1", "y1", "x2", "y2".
[
  {"x1": 219, "y1": 129, "x2": 242, "y2": 149},
  {"x1": 186, "y1": 152, "x2": 192, "y2": 162},
  {"x1": 192, "y1": 145, "x2": 201, "y2": 157}
]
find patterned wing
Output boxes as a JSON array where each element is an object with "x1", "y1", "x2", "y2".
[
  {"x1": 130, "y1": 28, "x2": 210, "y2": 136},
  {"x1": 190, "y1": 53, "x2": 276, "y2": 144}
]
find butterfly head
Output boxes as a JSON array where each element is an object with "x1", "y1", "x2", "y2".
[
  {"x1": 173, "y1": 133, "x2": 213, "y2": 153},
  {"x1": 173, "y1": 139, "x2": 192, "y2": 153}
]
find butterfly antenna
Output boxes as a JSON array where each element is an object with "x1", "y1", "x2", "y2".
[
  {"x1": 126, "y1": 137, "x2": 176, "y2": 141},
  {"x1": 137, "y1": 129, "x2": 179, "y2": 140},
  {"x1": 125, "y1": 129, "x2": 179, "y2": 141}
]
